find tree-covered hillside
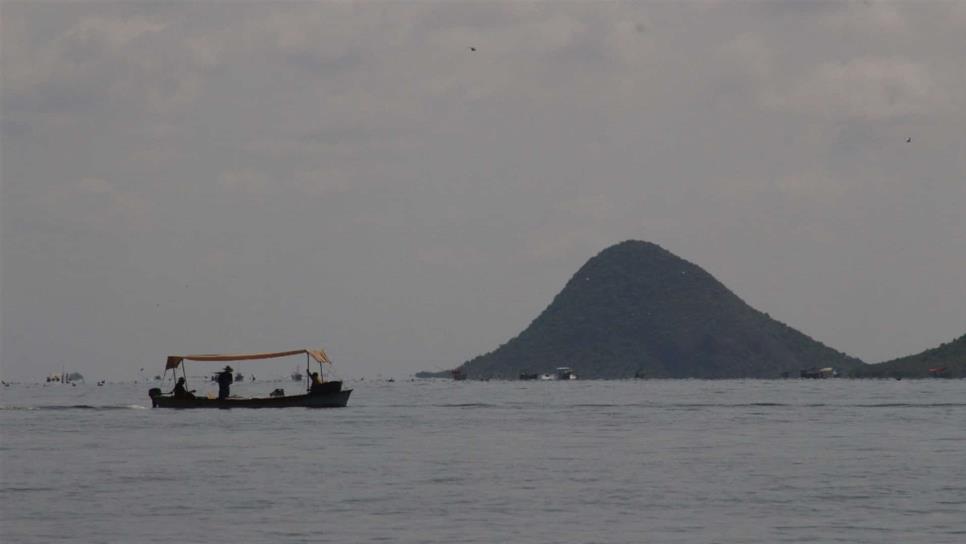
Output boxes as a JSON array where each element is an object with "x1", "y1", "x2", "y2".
[
  {"x1": 453, "y1": 241, "x2": 864, "y2": 379},
  {"x1": 852, "y1": 333, "x2": 966, "y2": 378}
]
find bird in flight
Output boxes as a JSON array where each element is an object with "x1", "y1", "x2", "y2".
[
  {"x1": 906, "y1": 137, "x2": 912, "y2": 143},
  {"x1": 469, "y1": 46, "x2": 477, "y2": 52}
]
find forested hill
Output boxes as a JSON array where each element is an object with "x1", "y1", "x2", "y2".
[
  {"x1": 454, "y1": 240, "x2": 864, "y2": 379},
  {"x1": 852, "y1": 333, "x2": 966, "y2": 378}
]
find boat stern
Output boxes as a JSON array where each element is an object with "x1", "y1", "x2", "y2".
[{"x1": 148, "y1": 387, "x2": 162, "y2": 407}]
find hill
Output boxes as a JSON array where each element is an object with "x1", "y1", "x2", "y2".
[
  {"x1": 449, "y1": 240, "x2": 864, "y2": 379},
  {"x1": 851, "y1": 333, "x2": 966, "y2": 378}
]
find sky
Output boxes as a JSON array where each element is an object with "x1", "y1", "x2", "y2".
[{"x1": 2, "y1": 1, "x2": 964, "y2": 382}]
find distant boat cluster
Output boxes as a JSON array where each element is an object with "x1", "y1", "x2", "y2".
[
  {"x1": 519, "y1": 367, "x2": 577, "y2": 381},
  {"x1": 799, "y1": 367, "x2": 838, "y2": 379},
  {"x1": 44, "y1": 372, "x2": 84, "y2": 385}
]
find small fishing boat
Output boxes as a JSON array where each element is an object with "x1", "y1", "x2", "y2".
[
  {"x1": 149, "y1": 348, "x2": 352, "y2": 409},
  {"x1": 556, "y1": 367, "x2": 577, "y2": 380}
]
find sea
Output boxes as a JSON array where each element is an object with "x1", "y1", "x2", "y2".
[{"x1": 2, "y1": 378, "x2": 964, "y2": 543}]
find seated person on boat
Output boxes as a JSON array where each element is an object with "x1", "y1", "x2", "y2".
[
  {"x1": 308, "y1": 371, "x2": 343, "y2": 395},
  {"x1": 172, "y1": 377, "x2": 195, "y2": 398},
  {"x1": 310, "y1": 372, "x2": 325, "y2": 393}
]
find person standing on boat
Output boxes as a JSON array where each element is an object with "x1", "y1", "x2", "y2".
[{"x1": 217, "y1": 366, "x2": 234, "y2": 399}]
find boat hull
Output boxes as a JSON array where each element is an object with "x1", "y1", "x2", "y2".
[{"x1": 149, "y1": 389, "x2": 352, "y2": 409}]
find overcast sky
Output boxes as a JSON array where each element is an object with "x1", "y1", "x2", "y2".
[{"x1": 2, "y1": 1, "x2": 964, "y2": 381}]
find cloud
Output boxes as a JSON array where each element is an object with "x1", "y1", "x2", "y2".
[
  {"x1": 823, "y1": 2, "x2": 908, "y2": 35},
  {"x1": 217, "y1": 169, "x2": 271, "y2": 194},
  {"x1": 4, "y1": 14, "x2": 164, "y2": 93},
  {"x1": 3, "y1": 11, "x2": 209, "y2": 118},
  {"x1": 26, "y1": 177, "x2": 154, "y2": 231},
  {"x1": 719, "y1": 33, "x2": 774, "y2": 83},
  {"x1": 77, "y1": 178, "x2": 152, "y2": 224},
  {"x1": 67, "y1": 15, "x2": 166, "y2": 50},
  {"x1": 769, "y1": 57, "x2": 940, "y2": 119}
]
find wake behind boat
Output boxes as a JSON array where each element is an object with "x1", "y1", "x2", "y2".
[{"x1": 149, "y1": 348, "x2": 351, "y2": 408}]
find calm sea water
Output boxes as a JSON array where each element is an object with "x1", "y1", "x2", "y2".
[{"x1": 2, "y1": 379, "x2": 965, "y2": 543}]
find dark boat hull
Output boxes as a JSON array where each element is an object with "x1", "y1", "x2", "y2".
[{"x1": 149, "y1": 389, "x2": 351, "y2": 409}]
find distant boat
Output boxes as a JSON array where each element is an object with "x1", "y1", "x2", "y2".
[
  {"x1": 800, "y1": 367, "x2": 837, "y2": 379},
  {"x1": 234, "y1": 372, "x2": 244, "y2": 382},
  {"x1": 149, "y1": 348, "x2": 351, "y2": 409},
  {"x1": 519, "y1": 372, "x2": 539, "y2": 380},
  {"x1": 556, "y1": 367, "x2": 577, "y2": 380}
]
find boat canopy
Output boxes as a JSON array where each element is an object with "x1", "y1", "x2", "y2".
[{"x1": 165, "y1": 349, "x2": 331, "y2": 370}]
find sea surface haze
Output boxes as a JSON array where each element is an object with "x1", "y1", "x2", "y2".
[{"x1": 2, "y1": 379, "x2": 965, "y2": 543}]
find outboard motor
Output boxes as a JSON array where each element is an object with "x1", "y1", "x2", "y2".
[{"x1": 148, "y1": 387, "x2": 162, "y2": 407}]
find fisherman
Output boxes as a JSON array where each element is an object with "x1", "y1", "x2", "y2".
[
  {"x1": 309, "y1": 371, "x2": 325, "y2": 393},
  {"x1": 217, "y1": 366, "x2": 234, "y2": 399},
  {"x1": 172, "y1": 377, "x2": 195, "y2": 398}
]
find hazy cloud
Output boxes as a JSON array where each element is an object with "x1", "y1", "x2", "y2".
[{"x1": 773, "y1": 57, "x2": 940, "y2": 119}]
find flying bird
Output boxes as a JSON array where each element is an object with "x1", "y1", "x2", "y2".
[
  {"x1": 469, "y1": 46, "x2": 477, "y2": 52},
  {"x1": 906, "y1": 137, "x2": 912, "y2": 143}
]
